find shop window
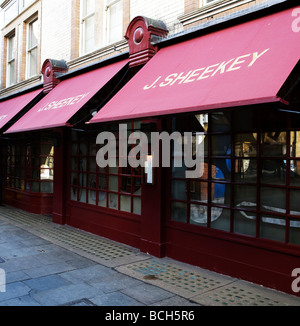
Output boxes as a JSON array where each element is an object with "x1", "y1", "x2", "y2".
[
  {"x1": 169, "y1": 109, "x2": 300, "y2": 247},
  {"x1": 5, "y1": 134, "x2": 54, "y2": 193},
  {"x1": 70, "y1": 123, "x2": 142, "y2": 215}
]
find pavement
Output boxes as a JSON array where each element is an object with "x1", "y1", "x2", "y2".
[{"x1": 0, "y1": 205, "x2": 299, "y2": 307}]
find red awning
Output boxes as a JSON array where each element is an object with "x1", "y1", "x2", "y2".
[
  {"x1": 0, "y1": 89, "x2": 42, "y2": 132},
  {"x1": 90, "y1": 7, "x2": 300, "y2": 124},
  {"x1": 6, "y1": 60, "x2": 128, "y2": 133}
]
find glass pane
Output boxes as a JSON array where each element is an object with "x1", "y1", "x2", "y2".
[
  {"x1": 211, "y1": 159, "x2": 231, "y2": 181},
  {"x1": 28, "y1": 19, "x2": 38, "y2": 48},
  {"x1": 261, "y1": 132, "x2": 286, "y2": 157},
  {"x1": 83, "y1": 0, "x2": 95, "y2": 16},
  {"x1": 40, "y1": 182, "x2": 53, "y2": 193},
  {"x1": 71, "y1": 187, "x2": 78, "y2": 201},
  {"x1": 79, "y1": 189, "x2": 86, "y2": 203},
  {"x1": 120, "y1": 195, "x2": 131, "y2": 213},
  {"x1": 210, "y1": 112, "x2": 231, "y2": 132},
  {"x1": 211, "y1": 208, "x2": 230, "y2": 232},
  {"x1": 234, "y1": 185, "x2": 257, "y2": 208},
  {"x1": 211, "y1": 182, "x2": 227, "y2": 206},
  {"x1": 260, "y1": 213, "x2": 286, "y2": 243},
  {"x1": 8, "y1": 60, "x2": 15, "y2": 85},
  {"x1": 290, "y1": 190, "x2": 300, "y2": 216},
  {"x1": 211, "y1": 135, "x2": 231, "y2": 156},
  {"x1": 190, "y1": 181, "x2": 208, "y2": 203},
  {"x1": 290, "y1": 131, "x2": 300, "y2": 157},
  {"x1": 171, "y1": 202, "x2": 187, "y2": 223},
  {"x1": 290, "y1": 160, "x2": 300, "y2": 186},
  {"x1": 260, "y1": 187, "x2": 286, "y2": 214},
  {"x1": 234, "y1": 210, "x2": 256, "y2": 237},
  {"x1": 234, "y1": 158, "x2": 257, "y2": 183},
  {"x1": 109, "y1": 176, "x2": 118, "y2": 191},
  {"x1": 171, "y1": 180, "x2": 186, "y2": 201},
  {"x1": 108, "y1": 1, "x2": 123, "y2": 43},
  {"x1": 261, "y1": 160, "x2": 286, "y2": 185},
  {"x1": 133, "y1": 197, "x2": 141, "y2": 215},
  {"x1": 98, "y1": 191, "x2": 107, "y2": 207},
  {"x1": 235, "y1": 133, "x2": 257, "y2": 157},
  {"x1": 109, "y1": 193, "x2": 118, "y2": 210},
  {"x1": 84, "y1": 16, "x2": 95, "y2": 53},
  {"x1": 190, "y1": 204, "x2": 208, "y2": 226},
  {"x1": 29, "y1": 48, "x2": 37, "y2": 76},
  {"x1": 289, "y1": 219, "x2": 300, "y2": 246}
]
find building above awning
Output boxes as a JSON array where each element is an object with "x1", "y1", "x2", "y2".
[
  {"x1": 0, "y1": 89, "x2": 42, "y2": 133},
  {"x1": 5, "y1": 59, "x2": 128, "y2": 134},
  {"x1": 90, "y1": 6, "x2": 300, "y2": 124}
]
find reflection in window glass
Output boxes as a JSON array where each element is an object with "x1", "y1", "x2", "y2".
[
  {"x1": 171, "y1": 202, "x2": 187, "y2": 223},
  {"x1": 261, "y1": 160, "x2": 286, "y2": 185},
  {"x1": 211, "y1": 135, "x2": 231, "y2": 156},
  {"x1": 260, "y1": 213, "x2": 286, "y2": 243},
  {"x1": 290, "y1": 190, "x2": 300, "y2": 216},
  {"x1": 235, "y1": 133, "x2": 257, "y2": 157},
  {"x1": 260, "y1": 187, "x2": 286, "y2": 214},
  {"x1": 290, "y1": 160, "x2": 300, "y2": 186},
  {"x1": 211, "y1": 112, "x2": 231, "y2": 132},
  {"x1": 211, "y1": 208, "x2": 230, "y2": 232},
  {"x1": 290, "y1": 131, "x2": 300, "y2": 157},
  {"x1": 234, "y1": 210, "x2": 256, "y2": 237},
  {"x1": 261, "y1": 132, "x2": 286, "y2": 157},
  {"x1": 289, "y1": 219, "x2": 300, "y2": 246},
  {"x1": 235, "y1": 158, "x2": 257, "y2": 183}
]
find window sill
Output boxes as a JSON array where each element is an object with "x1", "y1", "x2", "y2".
[{"x1": 178, "y1": 0, "x2": 254, "y2": 27}]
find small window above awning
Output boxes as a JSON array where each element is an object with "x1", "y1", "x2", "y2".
[
  {"x1": 0, "y1": 89, "x2": 42, "y2": 133},
  {"x1": 89, "y1": 7, "x2": 300, "y2": 124},
  {"x1": 5, "y1": 59, "x2": 128, "y2": 134}
]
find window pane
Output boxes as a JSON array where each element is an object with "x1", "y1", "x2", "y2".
[
  {"x1": 261, "y1": 160, "x2": 286, "y2": 185},
  {"x1": 82, "y1": 0, "x2": 95, "y2": 16},
  {"x1": 109, "y1": 193, "x2": 118, "y2": 209},
  {"x1": 172, "y1": 180, "x2": 186, "y2": 201},
  {"x1": 190, "y1": 204, "x2": 208, "y2": 226},
  {"x1": 234, "y1": 185, "x2": 257, "y2": 207},
  {"x1": 210, "y1": 112, "x2": 231, "y2": 132},
  {"x1": 290, "y1": 190, "x2": 300, "y2": 216},
  {"x1": 133, "y1": 197, "x2": 141, "y2": 215},
  {"x1": 28, "y1": 19, "x2": 38, "y2": 48},
  {"x1": 234, "y1": 210, "x2": 256, "y2": 237},
  {"x1": 211, "y1": 208, "x2": 230, "y2": 232},
  {"x1": 211, "y1": 159, "x2": 231, "y2": 181},
  {"x1": 261, "y1": 132, "x2": 286, "y2": 157},
  {"x1": 171, "y1": 202, "x2": 187, "y2": 223},
  {"x1": 235, "y1": 158, "x2": 257, "y2": 183},
  {"x1": 260, "y1": 187, "x2": 286, "y2": 214},
  {"x1": 84, "y1": 15, "x2": 95, "y2": 53},
  {"x1": 211, "y1": 182, "x2": 227, "y2": 206},
  {"x1": 120, "y1": 195, "x2": 131, "y2": 213},
  {"x1": 290, "y1": 160, "x2": 300, "y2": 186},
  {"x1": 211, "y1": 135, "x2": 231, "y2": 156},
  {"x1": 260, "y1": 213, "x2": 286, "y2": 243},
  {"x1": 29, "y1": 47, "x2": 37, "y2": 76},
  {"x1": 289, "y1": 219, "x2": 300, "y2": 246},
  {"x1": 108, "y1": 0, "x2": 123, "y2": 43},
  {"x1": 190, "y1": 181, "x2": 208, "y2": 203},
  {"x1": 290, "y1": 131, "x2": 300, "y2": 157},
  {"x1": 235, "y1": 133, "x2": 257, "y2": 157}
]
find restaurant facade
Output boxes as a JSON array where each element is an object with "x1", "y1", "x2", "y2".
[{"x1": 0, "y1": 0, "x2": 300, "y2": 295}]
